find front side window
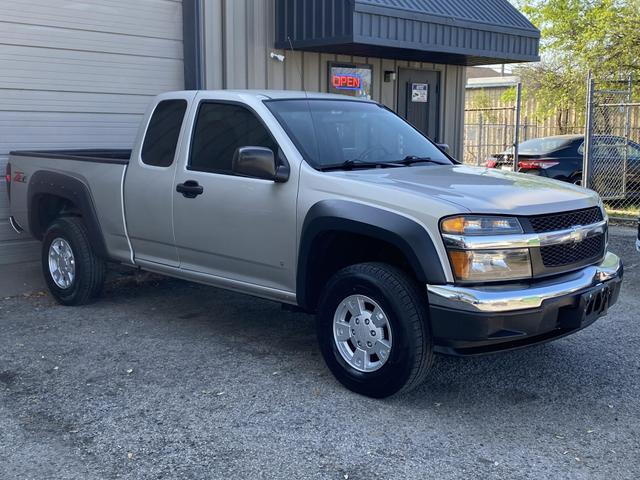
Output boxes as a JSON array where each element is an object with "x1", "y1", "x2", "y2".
[
  {"x1": 190, "y1": 102, "x2": 278, "y2": 174},
  {"x1": 265, "y1": 99, "x2": 451, "y2": 169},
  {"x1": 141, "y1": 99, "x2": 188, "y2": 167},
  {"x1": 627, "y1": 142, "x2": 640, "y2": 159},
  {"x1": 578, "y1": 138, "x2": 640, "y2": 158}
]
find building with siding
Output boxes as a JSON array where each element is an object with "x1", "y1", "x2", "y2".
[{"x1": 0, "y1": 0, "x2": 539, "y2": 267}]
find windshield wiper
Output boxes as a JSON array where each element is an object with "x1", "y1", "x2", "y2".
[
  {"x1": 398, "y1": 155, "x2": 448, "y2": 166},
  {"x1": 320, "y1": 156, "x2": 449, "y2": 171},
  {"x1": 319, "y1": 159, "x2": 403, "y2": 172}
]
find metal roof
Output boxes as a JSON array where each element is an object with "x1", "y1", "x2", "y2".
[
  {"x1": 466, "y1": 76, "x2": 521, "y2": 89},
  {"x1": 275, "y1": 0, "x2": 540, "y2": 65}
]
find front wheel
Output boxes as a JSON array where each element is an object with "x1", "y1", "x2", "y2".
[
  {"x1": 316, "y1": 263, "x2": 434, "y2": 398},
  {"x1": 42, "y1": 217, "x2": 106, "y2": 306}
]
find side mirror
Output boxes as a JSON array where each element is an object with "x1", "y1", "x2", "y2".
[
  {"x1": 436, "y1": 143, "x2": 450, "y2": 154},
  {"x1": 232, "y1": 147, "x2": 289, "y2": 182}
]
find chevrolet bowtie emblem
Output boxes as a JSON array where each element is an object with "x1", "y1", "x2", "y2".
[{"x1": 569, "y1": 225, "x2": 587, "y2": 244}]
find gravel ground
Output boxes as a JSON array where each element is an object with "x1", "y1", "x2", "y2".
[{"x1": 0, "y1": 227, "x2": 638, "y2": 480}]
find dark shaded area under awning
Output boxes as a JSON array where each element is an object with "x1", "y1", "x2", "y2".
[{"x1": 275, "y1": 0, "x2": 540, "y2": 66}]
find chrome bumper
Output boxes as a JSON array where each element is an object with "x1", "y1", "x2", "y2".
[{"x1": 427, "y1": 252, "x2": 622, "y2": 313}]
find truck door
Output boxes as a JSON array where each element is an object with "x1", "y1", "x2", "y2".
[
  {"x1": 124, "y1": 96, "x2": 190, "y2": 267},
  {"x1": 172, "y1": 100, "x2": 298, "y2": 293}
]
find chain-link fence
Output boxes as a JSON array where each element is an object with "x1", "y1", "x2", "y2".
[
  {"x1": 463, "y1": 83, "x2": 525, "y2": 168},
  {"x1": 584, "y1": 75, "x2": 640, "y2": 217},
  {"x1": 463, "y1": 105, "x2": 518, "y2": 166},
  {"x1": 463, "y1": 110, "x2": 586, "y2": 167},
  {"x1": 464, "y1": 75, "x2": 640, "y2": 217}
]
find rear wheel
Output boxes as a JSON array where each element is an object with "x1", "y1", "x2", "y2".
[
  {"x1": 42, "y1": 217, "x2": 106, "y2": 306},
  {"x1": 316, "y1": 262, "x2": 434, "y2": 398}
]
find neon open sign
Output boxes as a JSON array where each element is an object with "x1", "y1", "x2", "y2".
[
  {"x1": 332, "y1": 74, "x2": 363, "y2": 91},
  {"x1": 328, "y1": 63, "x2": 372, "y2": 99}
]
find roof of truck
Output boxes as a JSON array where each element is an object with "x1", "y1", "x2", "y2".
[
  {"x1": 214, "y1": 90, "x2": 373, "y2": 101},
  {"x1": 167, "y1": 90, "x2": 374, "y2": 102}
]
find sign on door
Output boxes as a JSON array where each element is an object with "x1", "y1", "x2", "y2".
[{"x1": 411, "y1": 83, "x2": 429, "y2": 103}]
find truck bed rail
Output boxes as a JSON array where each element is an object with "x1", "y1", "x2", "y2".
[{"x1": 9, "y1": 149, "x2": 131, "y2": 165}]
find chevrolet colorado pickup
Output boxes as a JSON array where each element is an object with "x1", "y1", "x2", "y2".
[{"x1": 6, "y1": 90, "x2": 623, "y2": 398}]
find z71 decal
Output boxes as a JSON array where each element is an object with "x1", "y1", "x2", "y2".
[{"x1": 13, "y1": 171, "x2": 27, "y2": 183}]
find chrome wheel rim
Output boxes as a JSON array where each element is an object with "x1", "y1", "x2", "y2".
[
  {"x1": 333, "y1": 294, "x2": 393, "y2": 373},
  {"x1": 48, "y1": 238, "x2": 76, "y2": 289}
]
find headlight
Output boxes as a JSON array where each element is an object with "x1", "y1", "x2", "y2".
[
  {"x1": 441, "y1": 215, "x2": 531, "y2": 282},
  {"x1": 441, "y1": 215, "x2": 523, "y2": 236},
  {"x1": 448, "y1": 249, "x2": 532, "y2": 282}
]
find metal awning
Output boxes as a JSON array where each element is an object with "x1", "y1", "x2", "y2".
[{"x1": 275, "y1": 0, "x2": 540, "y2": 66}]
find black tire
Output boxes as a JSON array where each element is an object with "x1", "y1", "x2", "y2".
[
  {"x1": 316, "y1": 262, "x2": 434, "y2": 398},
  {"x1": 41, "y1": 217, "x2": 106, "y2": 306}
]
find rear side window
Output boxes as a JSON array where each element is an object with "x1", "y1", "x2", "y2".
[
  {"x1": 189, "y1": 102, "x2": 278, "y2": 174},
  {"x1": 517, "y1": 137, "x2": 574, "y2": 155},
  {"x1": 141, "y1": 99, "x2": 188, "y2": 167}
]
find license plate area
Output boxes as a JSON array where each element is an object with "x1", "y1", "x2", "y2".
[{"x1": 580, "y1": 284, "x2": 613, "y2": 325}]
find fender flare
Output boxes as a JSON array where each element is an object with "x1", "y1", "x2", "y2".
[
  {"x1": 28, "y1": 170, "x2": 109, "y2": 259},
  {"x1": 297, "y1": 200, "x2": 447, "y2": 309}
]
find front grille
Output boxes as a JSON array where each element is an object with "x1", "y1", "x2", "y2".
[
  {"x1": 529, "y1": 207, "x2": 603, "y2": 233},
  {"x1": 540, "y1": 234, "x2": 605, "y2": 267}
]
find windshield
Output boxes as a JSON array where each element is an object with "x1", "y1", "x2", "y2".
[{"x1": 265, "y1": 99, "x2": 452, "y2": 169}]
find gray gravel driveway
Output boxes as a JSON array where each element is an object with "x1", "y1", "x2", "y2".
[{"x1": 0, "y1": 227, "x2": 638, "y2": 479}]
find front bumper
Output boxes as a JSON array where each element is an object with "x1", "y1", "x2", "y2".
[{"x1": 427, "y1": 252, "x2": 623, "y2": 355}]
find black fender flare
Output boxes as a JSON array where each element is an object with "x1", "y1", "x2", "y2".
[
  {"x1": 28, "y1": 170, "x2": 109, "y2": 259},
  {"x1": 297, "y1": 200, "x2": 447, "y2": 309}
]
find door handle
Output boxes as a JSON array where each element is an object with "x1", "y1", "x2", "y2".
[{"x1": 176, "y1": 180, "x2": 204, "y2": 198}]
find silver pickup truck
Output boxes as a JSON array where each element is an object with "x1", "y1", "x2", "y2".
[{"x1": 6, "y1": 90, "x2": 623, "y2": 398}]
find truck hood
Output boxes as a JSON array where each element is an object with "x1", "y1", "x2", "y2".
[{"x1": 330, "y1": 164, "x2": 600, "y2": 216}]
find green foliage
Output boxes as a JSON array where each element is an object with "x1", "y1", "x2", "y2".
[
  {"x1": 467, "y1": 89, "x2": 503, "y2": 122},
  {"x1": 468, "y1": 90, "x2": 493, "y2": 109},
  {"x1": 510, "y1": 0, "x2": 640, "y2": 121},
  {"x1": 500, "y1": 87, "x2": 517, "y2": 104},
  {"x1": 520, "y1": 0, "x2": 640, "y2": 74},
  {"x1": 513, "y1": 63, "x2": 585, "y2": 122}
]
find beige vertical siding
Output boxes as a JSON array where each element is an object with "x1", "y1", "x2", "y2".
[{"x1": 201, "y1": 0, "x2": 465, "y2": 159}]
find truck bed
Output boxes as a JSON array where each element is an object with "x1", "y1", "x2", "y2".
[
  {"x1": 8, "y1": 149, "x2": 132, "y2": 265},
  {"x1": 9, "y1": 149, "x2": 131, "y2": 165}
]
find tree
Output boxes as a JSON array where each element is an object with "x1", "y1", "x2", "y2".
[
  {"x1": 518, "y1": 0, "x2": 640, "y2": 75},
  {"x1": 509, "y1": 0, "x2": 640, "y2": 123}
]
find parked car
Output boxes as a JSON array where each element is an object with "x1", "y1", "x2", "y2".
[
  {"x1": 6, "y1": 91, "x2": 623, "y2": 398},
  {"x1": 486, "y1": 134, "x2": 640, "y2": 187}
]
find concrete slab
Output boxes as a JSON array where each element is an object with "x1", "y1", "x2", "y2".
[{"x1": 0, "y1": 261, "x2": 45, "y2": 298}]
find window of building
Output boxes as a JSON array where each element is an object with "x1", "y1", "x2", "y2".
[
  {"x1": 190, "y1": 102, "x2": 278, "y2": 174},
  {"x1": 328, "y1": 62, "x2": 373, "y2": 99},
  {"x1": 141, "y1": 100, "x2": 188, "y2": 167}
]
